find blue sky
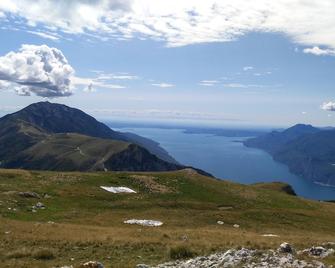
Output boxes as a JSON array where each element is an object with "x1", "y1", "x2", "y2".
[{"x1": 0, "y1": 1, "x2": 335, "y2": 127}]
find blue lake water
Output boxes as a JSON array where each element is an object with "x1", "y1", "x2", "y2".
[{"x1": 115, "y1": 126, "x2": 335, "y2": 200}]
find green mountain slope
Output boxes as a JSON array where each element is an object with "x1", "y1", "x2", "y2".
[
  {"x1": 0, "y1": 103, "x2": 183, "y2": 172},
  {"x1": 0, "y1": 169, "x2": 334, "y2": 267},
  {"x1": 0, "y1": 102, "x2": 179, "y2": 164}
]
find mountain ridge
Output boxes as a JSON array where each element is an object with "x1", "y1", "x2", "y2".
[
  {"x1": 0, "y1": 102, "x2": 183, "y2": 172},
  {"x1": 244, "y1": 124, "x2": 335, "y2": 186}
]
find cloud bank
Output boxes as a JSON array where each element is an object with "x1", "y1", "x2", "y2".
[
  {"x1": 1, "y1": 1, "x2": 335, "y2": 51},
  {"x1": 321, "y1": 101, "x2": 335, "y2": 112},
  {"x1": 0, "y1": 44, "x2": 74, "y2": 97},
  {"x1": 303, "y1": 47, "x2": 335, "y2": 56}
]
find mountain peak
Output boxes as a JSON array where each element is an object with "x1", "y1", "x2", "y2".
[
  {"x1": 283, "y1": 124, "x2": 319, "y2": 135},
  {"x1": 0, "y1": 102, "x2": 179, "y2": 167}
]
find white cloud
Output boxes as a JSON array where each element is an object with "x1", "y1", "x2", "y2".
[
  {"x1": 223, "y1": 83, "x2": 260, "y2": 88},
  {"x1": 1, "y1": 1, "x2": 335, "y2": 51},
  {"x1": 72, "y1": 76, "x2": 125, "y2": 92},
  {"x1": 96, "y1": 73, "x2": 139, "y2": 80},
  {"x1": 321, "y1": 101, "x2": 335, "y2": 112},
  {"x1": 223, "y1": 83, "x2": 282, "y2": 90},
  {"x1": 243, "y1": 66, "x2": 253, "y2": 71},
  {"x1": 303, "y1": 46, "x2": 335, "y2": 56},
  {"x1": 0, "y1": 44, "x2": 74, "y2": 97},
  {"x1": 27, "y1": 31, "x2": 60, "y2": 41},
  {"x1": 199, "y1": 80, "x2": 219, "y2": 86},
  {"x1": 151, "y1": 83, "x2": 174, "y2": 88}
]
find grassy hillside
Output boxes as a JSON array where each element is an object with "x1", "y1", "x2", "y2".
[{"x1": 0, "y1": 169, "x2": 334, "y2": 267}]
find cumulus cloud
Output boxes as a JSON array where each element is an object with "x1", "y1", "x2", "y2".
[
  {"x1": 1, "y1": 1, "x2": 335, "y2": 51},
  {"x1": 303, "y1": 46, "x2": 335, "y2": 56},
  {"x1": 0, "y1": 44, "x2": 74, "y2": 97},
  {"x1": 321, "y1": 101, "x2": 335, "y2": 112}
]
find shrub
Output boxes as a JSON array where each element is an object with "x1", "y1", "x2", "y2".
[
  {"x1": 169, "y1": 245, "x2": 196, "y2": 260},
  {"x1": 32, "y1": 248, "x2": 55, "y2": 260}
]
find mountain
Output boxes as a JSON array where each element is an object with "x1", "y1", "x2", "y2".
[
  {"x1": 0, "y1": 102, "x2": 178, "y2": 164},
  {"x1": 0, "y1": 102, "x2": 182, "y2": 172},
  {"x1": 244, "y1": 124, "x2": 320, "y2": 153},
  {"x1": 120, "y1": 132, "x2": 179, "y2": 164},
  {"x1": 244, "y1": 124, "x2": 335, "y2": 186}
]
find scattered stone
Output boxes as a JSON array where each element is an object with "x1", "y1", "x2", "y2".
[
  {"x1": 278, "y1": 242, "x2": 294, "y2": 254},
  {"x1": 35, "y1": 202, "x2": 45, "y2": 209},
  {"x1": 136, "y1": 264, "x2": 150, "y2": 268},
  {"x1": 233, "y1": 224, "x2": 240, "y2": 228},
  {"x1": 300, "y1": 246, "x2": 335, "y2": 258},
  {"x1": 180, "y1": 235, "x2": 188, "y2": 241},
  {"x1": 31, "y1": 202, "x2": 46, "y2": 212},
  {"x1": 145, "y1": 245, "x2": 328, "y2": 268},
  {"x1": 217, "y1": 221, "x2": 224, "y2": 225},
  {"x1": 124, "y1": 219, "x2": 163, "y2": 227},
  {"x1": 43, "y1": 193, "x2": 52, "y2": 199},
  {"x1": 19, "y1": 191, "x2": 41, "y2": 199},
  {"x1": 80, "y1": 261, "x2": 104, "y2": 268}
]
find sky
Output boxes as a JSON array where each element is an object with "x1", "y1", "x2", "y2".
[{"x1": 0, "y1": 0, "x2": 335, "y2": 128}]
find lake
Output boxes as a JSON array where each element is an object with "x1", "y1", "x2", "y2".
[{"x1": 113, "y1": 126, "x2": 335, "y2": 200}]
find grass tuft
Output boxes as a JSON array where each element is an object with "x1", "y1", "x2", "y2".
[
  {"x1": 169, "y1": 245, "x2": 196, "y2": 260},
  {"x1": 32, "y1": 248, "x2": 56, "y2": 260}
]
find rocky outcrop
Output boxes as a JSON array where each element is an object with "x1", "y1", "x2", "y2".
[{"x1": 137, "y1": 243, "x2": 334, "y2": 268}]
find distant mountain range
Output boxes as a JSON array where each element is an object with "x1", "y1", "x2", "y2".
[
  {"x1": 0, "y1": 102, "x2": 183, "y2": 172},
  {"x1": 244, "y1": 124, "x2": 335, "y2": 186}
]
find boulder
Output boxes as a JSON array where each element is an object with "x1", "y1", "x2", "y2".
[
  {"x1": 136, "y1": 265, "x2": 150, "y2": 268},
  {"x1": 80, "y1": 261, "x2": 104, "y2": 268},
  {"x1": 19, "y1": 191, "x2": 40, "y2": 199},
  {"x1": 278, "y1": 242, "x2": 294, "y2": 254},
  {"x1": 301, "y1": 246, "x2": 335, "y2": 258}
]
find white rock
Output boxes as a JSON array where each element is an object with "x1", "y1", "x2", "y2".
[
  {"x1": 233, "y1": 224, "x2": 240, "y2": 228},
  {"x1": 81, "y1": 261, "x2": 104, "y2": 268},
  {"x1": 124, "y1": 219, "x2": 163, "y2": 227},
  {"x1": 100, "y1": 186, "x2": 136, "y2": 193},
  {"x1": 301, "y1": 246, "x2": 335, "y2": 258},
  {"x1": 217, "y1": 221, "x2": 224, "y2": 225},
  {"x1": 262, "y1": 234, "x2": 280, "y2": 237}
]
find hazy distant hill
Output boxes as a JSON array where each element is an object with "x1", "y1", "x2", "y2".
[
  {"x1": 244, "y1": 124, "x2": 335, "y2": 186},
  {"x1": 0, "y1": 102, "x2": 182, "y2": 172}
]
